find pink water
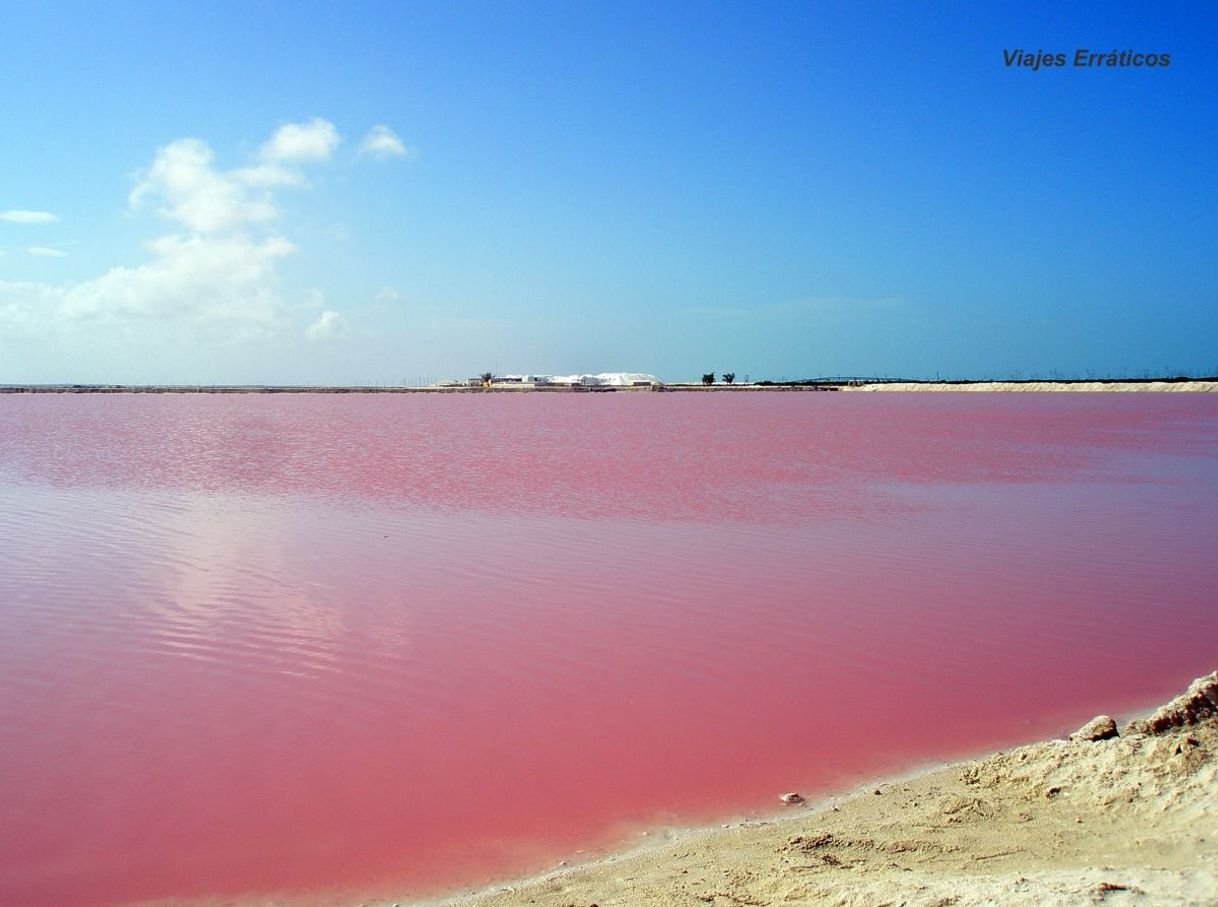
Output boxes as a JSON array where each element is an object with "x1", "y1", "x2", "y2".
[{"x1": 1, "y1": 393, "x2": 1216, "y2": 906}]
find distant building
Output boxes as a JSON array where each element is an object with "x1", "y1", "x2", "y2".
[
  {"x1": 460, "y1": 372, "x2": 662, "y2": 388},
  {"x1": 596, "y1": 372, "x2": 662, "y2": 387},
  {"x1": 542, "y1": 372, "x2": 662, "y2": 387}
]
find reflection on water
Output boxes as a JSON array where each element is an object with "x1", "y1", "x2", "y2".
[{"x1": 1, "y1": 393, "x2": 1216, "y2": 907}]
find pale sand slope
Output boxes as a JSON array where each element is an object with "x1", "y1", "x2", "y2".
[
  {"x1": 842, "y1": 381, "x2": 1218, "y2": 392},
  {"x1": 418, "y1": 673, "x2": 1218, "y2": 907}
]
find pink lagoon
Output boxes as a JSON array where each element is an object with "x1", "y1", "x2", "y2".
[{"x1": 1, "y1": 391, "x2": 1216, "y2": 907}]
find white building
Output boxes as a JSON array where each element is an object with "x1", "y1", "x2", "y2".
[
  {"x1": 535, "y1": 372, "x2": 661, "y2": 387},
  {"x1": 595, "y1": 372, "x2": 662, "y2": 386},
  {"x1": 462, "y1": 372, "x2": 663, "y2": 388}
]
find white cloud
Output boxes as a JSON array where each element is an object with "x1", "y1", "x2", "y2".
[
  {"x1": 129, "y1": 119, "x2": 343, "y2": 234},
  {"x1": 1, "y1": 118, "x2": 382, "y2": 351},
  {"x1": 28, "y1": 246, "x2": 66, "y2": 257},
  {"x1": 0, "y1": 280, "x2": 60, "y2": 333},
  {"x1": 305, "y1": 310, "x2": 349, "y2": 341},
  {"x1": 130, "y1": 137, "x2": 280, "y2": 233},
  {"x1": 359, "y1": 125, "x2": 414, "y2": 160},
  {"x1": 231, "y1": 163, "x2": 303, "y2": 188},
  {"x1": 104, "y1": 124, "x2": 314, "y2": 337},
  {"x1": 375, "y1": 286, "x2": 401, "y2": 303},
  {"x1": 261, "y1": 118, "x2": 341, "y2": 163},
  {"x1": 0, "y1": 233, "x2": 294, "y2": 340},
  {"x1": 59, "y1": 233, "x2": 293, "y2": 334},
  {"x1": 1, "y1": 210, "x2": 58, "y2": 224}
]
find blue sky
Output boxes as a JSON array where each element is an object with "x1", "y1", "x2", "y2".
[{"x1": 1, "y1": 1, "x2": 1215, "y2": 383}]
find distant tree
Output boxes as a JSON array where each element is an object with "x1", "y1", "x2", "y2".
[
  {"x1": 480, "y1": 371, "x2": 494, "y2": 386},
  {"x1": 722, "y1": 372, "x2": 736, "y2": 385},
  {"x1": 701, "y1": 373, "x2": 715, "y2": 386}
]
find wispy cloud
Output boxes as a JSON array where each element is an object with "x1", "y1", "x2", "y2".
[
  {"x1": 359, "y1": 125, "x2": 415, "y2": 160},
  {"x1": 375, "y1": 286, "x2": 401, "y2": 303},
  {"x1": 0, "y1": 280, "x2": 58, "y2": 333},
  {"x1": 27, "y1": 246, "x2": 67, "y2": 257},
  {"x1": 1, "y1": 210, "x2": 58, "y2": 224},
  {"x1": 306, "y1": 310, "x2": 349, "y2": 341}
]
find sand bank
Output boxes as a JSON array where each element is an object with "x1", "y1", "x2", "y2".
[
  {"x1": 405, "y1": 672, "x2": 1218, "y2": 907},
  {"x1": 841, "y1": 380, "x2": 1218, "y2": 392}
]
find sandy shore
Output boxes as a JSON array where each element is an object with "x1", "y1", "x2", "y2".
[
  {"x1": 840, "y1": 380, "x2": 1218, "y2": 392},
  {"x1": 400, "y1": 672, "x2": 1218, "y2": 907}
]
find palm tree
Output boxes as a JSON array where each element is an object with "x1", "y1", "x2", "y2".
[
  {"x1": 723, "y1": 372, "x2": 736, "y2": 385},
  {"x1": 701, "y1": 373, "x2": 715, "y2": 386}
]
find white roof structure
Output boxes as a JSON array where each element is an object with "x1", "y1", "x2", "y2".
[
  {"x1": 536, "y1": 372, "x2": 661, "y2": 386},
  {"x1": 595, "y1": 372, "x2": 661, "y2": 386}
]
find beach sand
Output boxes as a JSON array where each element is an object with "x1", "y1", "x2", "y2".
[
  {"x1": 405, "y1": 672, "x2": 1218, "y2": 907},
  {"x1": 841, "y1": 381, "x2": 1218, "y2": 392}
]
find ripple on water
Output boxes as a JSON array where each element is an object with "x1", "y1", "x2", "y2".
[{"x1": 0, "y1": 393, "x2": 1217, "y2": 907}]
